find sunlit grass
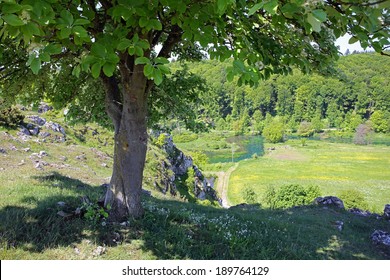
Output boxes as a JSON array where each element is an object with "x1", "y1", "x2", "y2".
[{"x1": 228, "y1": 140, "x2": 390, "y2": 212}]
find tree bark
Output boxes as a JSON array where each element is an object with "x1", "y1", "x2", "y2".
[{"x1": 102, "y1": 66, "x2": 149, "y2": 221}]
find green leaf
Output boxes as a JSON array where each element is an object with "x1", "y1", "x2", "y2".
[
  {"x1": 307, "y1": 13, "x2": 321, "y2": 33},
  {"x1": 348, "y1": 36, "x2": 359, "y2": 44},
  {"x1": 154, "y1": 57, "x2": 169, "y2": 64},
  {"x1": 312, "y1": 9, "x2": 327, "y2": 22},
  {"x1": 106, "y1": 53, "x2": 120, "y2": 64},
  {"x1": 135, "y1": 46, "x2": 144, "y2": 57},
  {"x1": 103, "y1": 63, "x2": 116, "y2": 77},
  {"x1": 72, "y1": 65, "x2": 81, "y2": 77},
  {"x1": 60, "y1": 10, "x2": 74, "y2": 26},
  {"x1": 39, "y1": 52, "x2": 50, "y2": 62},
  {"x1": 150, "y1": 19, "x2": 162, "y2": 30},
  {"x1": 264, "y1": 0, "x2": 278, "y2": 15},
  {"x1": 2, "y1": 3, "x2": 23, "y2": 14},
  {"x1": 73, "y1": 18, "x2": 90, "y2": 26},
  {"x1": 30, "y1": 57, "x2": 41, "y2": 75},
  {"x1": 217, "y1": 0, "x2": 228, "y2": 14},
  {"x1": 144, "y1": 63, "x2": 154, "y2": 77},
  {"x1": 153, "y1": 68, "x2": 163, "y2": 85},
  {"x1": 135, "y1": 57, "x2": 151, "y2": 65},
  {"x1": 248, "y1": 3, "x2": 263, "y2": 16},
  {"x1": 117, "y1": 38, "x2": 132, "y2": 51},
  {"x1": 59, "y1": 28, "x2": 72, "y2": 39},
  {"x1": 157, "y1": 64, "x2": 170, "y2": 74},
  {"x1": 137, "y1": 39, "x2": 150, "y2": 50},
  {"x1": 3, "y1": 14, "x2": 25, "y2": 26},
  {"x1": 128, "y1": 46, "x2": 136, "y2": 55},
  {"x1": 72, "y1": 26, "x2": 89, "y2": 38},
  {"x1": 44, "y1": 44, "x2": 62, "y2": 55},
  {"x1": 91, "y1": 63, "x2": 101, "y2": 78},
  {"x1": 139, "y1": 17, "x2": 149, "y2": 28},
  {"x1": 91, "y1": 43, "x2": 107, "y2": 58}
]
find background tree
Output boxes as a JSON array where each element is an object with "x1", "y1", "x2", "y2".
[{"x1": 1, "y1": 0, "x2": 389, "y2": 221}]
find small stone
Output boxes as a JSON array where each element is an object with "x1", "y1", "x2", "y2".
[
  {"x1": 35, "y1": 162, "x2": 43, "y2": 170},
  {"x1": 92, "y1": 246, "x2": 106, "y2": 256},
  {"x1": 17, "y1": 160, "x2": 25, "y2": 166},
  {"x1": 59, "y1": 156, "x2": 68, "y2": 161},
  {"x1": 74, "y1": 247, "x2": 81, "y2": 255},
  {"x1": 334, "y1": 220, "x2": 344, "y2": 231},
  {"x1": 57, "y1": 201, "x2": 67, "y2": 207},
  {"x1": 39, "y1": 150, "x2": 48, "y2": 157},
  {"x1": 0, "y1": 148, "x2": 7, "y2": 154},
  {"x1": 22, "y1": 148, "x2": 31, "y2": 152},
  {"x1": 101, "y1": 163, "x2": 108, "y2": 167}
]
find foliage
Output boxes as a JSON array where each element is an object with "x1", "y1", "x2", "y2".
[
  {"x1": 1, "y1": 0, "x2": 389, "y2": 220},
  {"x1": 370, "y1": 111, "x2": 389, "y2": 133},
  {"x1": 339, "y1": 189, "x2": 369, "y2": 210},
  {"x1": 0, "y1": 100, "x2": 24, "y2": 127},
  {"x1": 242, "y1": 186, "x2": 258, "y2": 204},
  {"x1": 188, "y1": 151, "x2": 208, "y2": 169},
  {"x1": 262, "y1": 117, "x2": 285, "y2": 143},
  {"x1": 264, "y1": 184, "x2": 321, "y2": 209},
  {"x1": 154, "y1": 133, "x2": 168, "y2": 148},
  {"x1": 82, "y1": 202, "x2": 110, "y2": 226},
  {"x1": 297, "y1": 121, "x2": 314, "y2": 137},
  {"x1": 172, "y1": 132, "x2": 198, "y2": 143}
]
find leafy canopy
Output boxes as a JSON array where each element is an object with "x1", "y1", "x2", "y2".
[{"x1": 1, "y1": 0, "x2": 389, "y2": 90}]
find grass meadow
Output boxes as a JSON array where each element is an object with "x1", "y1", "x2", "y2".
[
  {"x1": 1, "y1": 127, "x2": 390, "y2": 259},
  {"x1": 228, "y1": 139, "x2": 390, "y2": 213}
]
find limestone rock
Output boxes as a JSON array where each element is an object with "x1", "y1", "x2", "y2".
[
  {"x1": 38, "y1": 102, "x2": 53, "y2": 113},
  {"x1": 313, "y1": 196, "x2": 345, "y2": 209},
  {"x1": 27, "y1": 115, "x2": 46, "y2": 126},
  {"x1": 371, "y1": 230, "x2": 390, "y2": 246},
  {"x1": 349, "y1": 208, "x2": 372, "y2": 217}
]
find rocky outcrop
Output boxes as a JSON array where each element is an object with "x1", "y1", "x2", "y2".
[
  {"x1": 158, "y1": 134, "x2": 221, "y2": 204},
  {"x1": 371, "y1": 230, "x2": 390, "y2": 247},
  {"x1": 313, "y1": 196, "x2": 345, "y2": 209}
]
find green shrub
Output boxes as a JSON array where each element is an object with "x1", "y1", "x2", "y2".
[
  {"x1": 188, "y1": 151, "x2": 208, "y2": 169},
  {"x1": 339, "y1": 189, "x2": 369, "y2": 210},
  {"x1": 172, "y1": 132, "x2": 198, "y2": 143},
  {"x1": 262, "y1": 117, "x2": 284, "y2": 143},
  {"x1": 264, "y1": 184, "x2": 321, "y2": 209},
  {"x1": 0, "y1": 101, "x2": 24, "y2": 128},
  {"x1": 297, "y1": 121, "x2": 314, "y2": 137},
  {"x1": 242, "y1": 186, "x2": 257, "y2": 204}
]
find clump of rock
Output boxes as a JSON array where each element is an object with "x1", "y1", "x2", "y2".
[
  {"x1": 371, "y1": 230, "x2": 390, "y2": 246},
  {"x1": 313, "y1": 196, "x2": 345, "y2": 209}
]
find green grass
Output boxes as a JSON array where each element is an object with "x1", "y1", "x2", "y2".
[
  {"x1": 229, "y1": 139, "x2": 390, "y2": 212},
  {"x1": 2, "y1": 121, "x2": 390, "y2": 259}
]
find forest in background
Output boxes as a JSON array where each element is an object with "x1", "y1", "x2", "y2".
[{"x1": 166, "y1": 52, "x2": 390, "y2": 138}]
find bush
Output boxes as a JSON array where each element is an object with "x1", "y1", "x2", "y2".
[
  {"x1": 297, "y1": 121, "x2": 314, "y2": 137},
  {"x1": 264, "y1": 184, "x2": 321, "y2": 209},
  {"x1": 262, "y1": 117, "x2": 284, "y2": 143},
  {"x1": 0, "y1": 101, "x2": 24, "y2": 128},
  {"x1": 243, "y1": 186, "x2": 257, "y2": 204},
  {"x1": 172, "y1": 132, "x2": 198, "y2": 143},
  {"x1": 339, "y1": 189, "x2": 368, "y2": 210}
]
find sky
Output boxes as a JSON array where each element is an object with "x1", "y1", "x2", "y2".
[{"x1": 335, "y1": 34, "x2": 373, "y2": 55}]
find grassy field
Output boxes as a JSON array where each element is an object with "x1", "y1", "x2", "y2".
[
  {"x1": 1, "y1": 119, "x2": 390, "y2": 259},
  {"x1": 228, "y1": 139, "x2": 390, "y2": 212}
]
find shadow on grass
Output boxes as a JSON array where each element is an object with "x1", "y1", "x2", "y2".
[{"x1": 1, "y1": 172, "x2": 390, "y2": 259}]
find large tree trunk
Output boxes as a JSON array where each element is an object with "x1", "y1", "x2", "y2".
[{"x1": 102, "y1": 67, "x2": 149, "y2": 221}]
